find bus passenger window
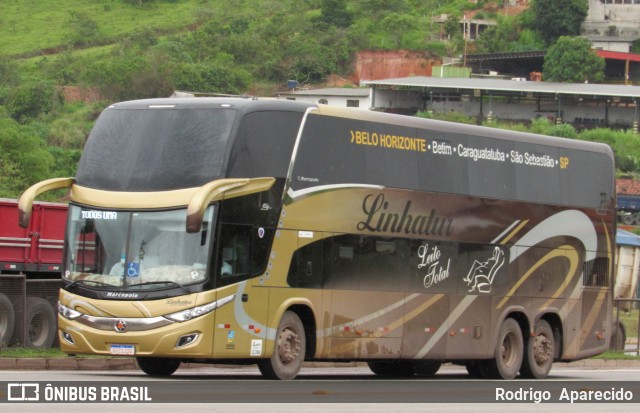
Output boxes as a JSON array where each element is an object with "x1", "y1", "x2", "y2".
[
  {"x1": 287, "y1": 238, "x2": 323, "y2": 288},
  {"x1": 326, "y1": 235, "x2": 359, "y2": 290},
  {"x1": 359, "y1": 237, "x2": 409, "y2": 292}
]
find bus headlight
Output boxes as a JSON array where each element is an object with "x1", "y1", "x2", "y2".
[
  {"x1": 58, "y1": 301, "x2": 83, "y2": 320},
  {"x1": 163, "y1": 294, "x2": 235, "y2": 322}
]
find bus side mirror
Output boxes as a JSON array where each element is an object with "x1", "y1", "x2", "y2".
[
  {"x1": 18, "y1": 177, "x2": 74, "y2": 228},
  {"x1": 186, "y1": 177, "x2": 276, "y2": 233}
]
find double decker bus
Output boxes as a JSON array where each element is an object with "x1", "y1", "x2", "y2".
[{"x1": 19, "y1": 98, "x2": 615, "y2": 380}]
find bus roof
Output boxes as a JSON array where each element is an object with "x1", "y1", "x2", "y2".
[{"x1": 106, "y1": 97, "x2": 316, "y2": 113}]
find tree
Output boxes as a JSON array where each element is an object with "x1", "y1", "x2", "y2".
[
  {"x1": 173, "y1": 56, "x2": 252, "y2": 95},
  {"x1": 477, "y1": 15, "x2": 544, "y2": 53},
  {"x1": 0, "y1": 117, "x2": 53, "y2": 198},
  {"x1": 276, "y1": 34, "x2": 339, "y2": 84},
  {"x1": 542, "y1": 36, "x2": 605, "y2": 83},
  {"x1": 354, "y1": 0, "x2": 408, "y2": 19},
  {"x1": 527, "y1": 0, "x2": 588, "y2": 46},
  {"x1": 6, "y1": 81, "x2": 61, "y2": 123},
  {"x1": 320, "y1": 0, "x2": 353, "y2": 28},
  {"x1": 381, "y1": 13, "x2": 418, "y2": 48}
]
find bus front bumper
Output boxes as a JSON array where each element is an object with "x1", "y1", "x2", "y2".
[{"x1": 57, "y1": 314, "x2": 214, "y2": 358}]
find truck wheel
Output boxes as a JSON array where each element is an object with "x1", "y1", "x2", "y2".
[
  {"x1": 520, "y1": 320, "x2": 554, "y2": 379},
  {"x1": 136, "y1": 357, "x2": 181, "y2": 376},
  {"x1": 0, "y1": 293, "x2": 15, "y2": 347},
  {"x1": 25, "y1": 297, "x2": 56, "y2": 349},
  {"x1": 258, "y1": 311, "x2": 305, "y2": 380},
  {"x1": 484, "y1": 318, "x2": 523, "y2": 379},
  {"x1": 610, "y1": 322, "x2": 626, "y2": 351}
]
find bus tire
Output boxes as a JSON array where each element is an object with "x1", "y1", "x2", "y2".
[
  {"x1": 136, "y1": 357, "x2": 181, "y2": 376},
  {"x1": 25, "y1": 297, "x2": 56, "y2": 349},
  {"x1": 368, "y1": 360, "x2": 415, "y2": 377},
  {"x1": 520, "y1": 320, "x2": 554, "y2": 379},
  {"x1": 258, "y1": 311, "x2": 306, "y2": 380},
  {"x1": 413, "y1": 360, "x2": 441, "y2": 377},
  {"x1": 0, "y1": 293, "x2": 15, "y2": 347},
  {"x1": 484, "y1": 318, "x2": 523, "y2": 379}
]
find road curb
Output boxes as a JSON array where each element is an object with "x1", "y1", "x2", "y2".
[
  {"x1": 0, "y1": 358, "x2": 639, "y2": 371},
  {"x1": 0, "y1": 357, "x2": 137, "y2": 371}
]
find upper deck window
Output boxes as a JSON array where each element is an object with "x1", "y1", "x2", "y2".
[{"x1": 76, "y1": 107, "x2": 237, "y2": 191}]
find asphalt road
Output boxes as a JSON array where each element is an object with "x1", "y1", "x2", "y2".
[{"x1": 0, "y1": 365, "x2": 639, "y2": 412}]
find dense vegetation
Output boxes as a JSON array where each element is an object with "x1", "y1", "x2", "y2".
[{"x1": 0, "y1": 0, "x2": 637, "y2": 199}]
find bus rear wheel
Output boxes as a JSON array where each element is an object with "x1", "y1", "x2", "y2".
[
  {"x1": 520, "y1": 320, "x2": 554, "y2": 379},
  {"x1": 484, "y1": 318, "x2": 523, "y2": 379},
  {"x1": 258, "y1": 311, "x2": 306, "y2": 380},
  {"x1": 136, "y1": 357, "x2": 181, "y2": 376}
]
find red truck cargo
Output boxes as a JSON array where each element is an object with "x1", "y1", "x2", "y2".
[{"x1": 0, "y1": 198, "x2": 67, "y2": 349}]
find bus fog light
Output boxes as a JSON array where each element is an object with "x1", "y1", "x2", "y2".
[
  {"x1": 62, "y1": 331, "x2": 75, "y2": 344},
  {"x1": 177, "y1": 333, "x2": 199, "y2": 348}
]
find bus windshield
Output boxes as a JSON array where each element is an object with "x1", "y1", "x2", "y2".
[{"x1": 64, "y1": 205, "x2": 214, "y2": 290}]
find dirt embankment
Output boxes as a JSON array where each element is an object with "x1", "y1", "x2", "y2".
[
  {"x1": 354, "y1": 50, "x2": 441, "y2": 83},
  {"x1": 63, "y1": 50, "x2": 444, "y2": 101}
]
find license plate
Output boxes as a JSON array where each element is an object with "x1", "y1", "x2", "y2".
[{"x1": 110, "y1": 344, "x2": 135, "y2": 355}]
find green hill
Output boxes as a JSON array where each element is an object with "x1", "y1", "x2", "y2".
[{"x1": 0, "y1": 0, "x2": 203, "y2": 57}]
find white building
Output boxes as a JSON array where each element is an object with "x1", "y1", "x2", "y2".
[
  {"x1": 277, "y1": 88, "x2": 371, "y2": 110},
  {"x1": 583, "y1": 0, "x2": 640, "y2": 52}
]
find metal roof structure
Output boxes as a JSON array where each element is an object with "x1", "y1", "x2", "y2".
[
  {"x1": 617, "y1": 229, "x2": 640, "y2": 247},
  {"x1": 277, "y1": 88, "x2": 370, "y2": 98},
  {"x1": 361, "y1": 76, "x2": 640, "y2": 100}
]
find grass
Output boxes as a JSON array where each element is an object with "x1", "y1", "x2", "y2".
[
  {"x1": 613, "y1": 307, "x2": 639, "y2": 340},
  {"x1": 594, "y1": 350, "x2": 640, "y2": 360},
  {"x1": 0, "y1": 347, "x2": 67, "y2": 358},
  {"x1": 0, "y1": 0, "x2": 204, "y2": 57},
  {"x1": 0, "y1": 347, "x2": 114, "y2": 358}
]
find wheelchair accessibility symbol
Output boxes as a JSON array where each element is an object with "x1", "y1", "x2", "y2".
[{"x1": 126, "y1": 262, "x2": 140, "y2": 278}]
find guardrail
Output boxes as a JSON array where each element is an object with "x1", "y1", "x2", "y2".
[{"x1": 613, "y1": 298, "x2": 640, "y2": 356}]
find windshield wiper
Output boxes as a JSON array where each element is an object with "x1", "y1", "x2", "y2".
[
  {"x1": 127, "y1": 281, "x2": 191, "y2": 294},
  {"x1": 65, "y1": 279, "x2": 114, "y2": 291}
]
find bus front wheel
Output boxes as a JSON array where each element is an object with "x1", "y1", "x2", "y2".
[
  {"x1": 258, "y1": 311, "x2": 306, "y2": 380},
  {"x1": 520, "y1": 320, "x2": 554, "y2": 379},
  {"x1": 136, "y1": 357, "x2": 181, "y2": 376}
]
